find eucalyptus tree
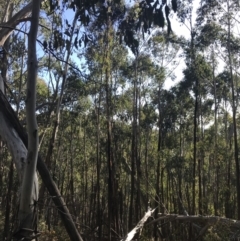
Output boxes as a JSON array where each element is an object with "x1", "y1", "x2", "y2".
[
  {"x1": 195, "y1": 21, "x2": 225, "y2": 215},
  {"x1": 177, "y1": 0, "x2": 220, "y2": 215},
  {"x1": 225, "y1": 4, "x2": 240, "y2": 218},
  {"x1": 84, "y1": 31, "x2": 131, "y2": 238},
  {"x1": 176, "y1": 0, "x2": 201, "y2": 215},
  {"x1": 0, "y1": 1, "x2": 40, "y2": 238},
  {"x1": 214, "y1": 70, "x2": 239, "y2": 218},
  {"x1": 0, "y1": 11, "x2": 30, "y2": 237},
  {"x1": 0, "y1": 0, "x2": 40, "y2": 238},
  {"x1": 16, "y1": 2, "x2": 41, "y2": 237},
  {"x1": 169, "y1": 82, "x2": 195, "y2": 214},
  {"x1": 197, "y1": 0, "x2": 240, "y2": 219},
  {"x1": 141, "y1": 31, "x2": 181, "y2": 239},
  {"x1": 182, "y1": 52, "x2": 213, "y2": 216},
  {"x1": 0, "y1": 0, "x2": 179, "y2": 240},
  {"x1": 0, "y1": 1, "x2": 83, "y2": 240}
]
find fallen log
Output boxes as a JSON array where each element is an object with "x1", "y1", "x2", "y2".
[
  {"x1": 148, "y1": 213, "x2": 240, "y2": 229},
  {"x1": 147, "y1": 213, "x2": 240, "y2": 240}
]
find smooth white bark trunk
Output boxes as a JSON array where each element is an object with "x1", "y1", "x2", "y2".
[{"x1": 0, "y1": 75, "x2": 39, "y2": 238}]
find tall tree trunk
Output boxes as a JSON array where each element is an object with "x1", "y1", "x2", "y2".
[
  {"x1": 96, "y1": 89, "x2": 102, "y2": 240},
  {"x1": 129, "y1": 58, "x2": 138, "y2": 230},
  {"x1": 18, "y1": 1, "x2": 40, "y2": 236},
  {"x1": 3, "y1": 160, "x2": 13, "y2": 240},
  {"x1": 154, "y1": 153, "x2": 162, "y2": 241},
  {"x1": 105, "y1": 5, "x2": 116, "y2": 239},
  {"x1": 212, "y1": 46, "x2": 218, "y2": 216},
  {"x1": 144, "y1": 129, "x2": 150, "y2": 209},
  {"x1": 192, "y1": 72, "x2": 198, "y2": 216},
  {"x1": 136, "y1": 75, "x2": 141, "y2": 223},
  {"x1": 227, "y1": 0, "x2": 240, "y2": 219},
  {"x1": 191, "y1": 29, "x2": 198, "y2": 216},
  {"x1": 0, "y1": 73, "x2": 83, "y2": 241},
  {"x1": 38, "y1": 10, "x2": 79, "y2": 209},
  {"x1": 198, "y1": 96, "x2": 204, "y2": 215},
  {"x1": 154, "y1": 87, "x2": 162, "y2": 240}
]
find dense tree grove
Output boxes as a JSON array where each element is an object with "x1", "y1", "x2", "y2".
[{"x1": 1, "y1": 0, "x2": 240, "y2": 240}]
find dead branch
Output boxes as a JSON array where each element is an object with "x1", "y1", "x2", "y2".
[
  {"x1": 121, "y1": 208, "x2": 156, "y2": 241},
  {"x1": 0, "y1": 0, "x2": 45, "y2": 46}
]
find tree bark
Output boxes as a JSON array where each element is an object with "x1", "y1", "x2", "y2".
[
  {"x1": 0, "y1": 82, "x2": 39, "y2": 240},
  {"x1": 226, "y1": 0, "x2": 240, "y2": 219},
  {"x1": 0, "y1": 87, "x2": 84, "y2": 240},
  {"x1": 3, "y1": 160, "x2": 13, "y2": 240},
  {"x1": 0, "y1": 1, "x2": 83, "y2": 240},
  {"x1": 17, "y1": 1, "x2": 40, "y2": 236}
]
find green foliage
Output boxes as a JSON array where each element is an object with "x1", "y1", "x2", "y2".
[
  {"x1": 37, "y1": 77, "x2": 49, "y2": 102},
  {"x1": 2, "y1": 0, "x2": 240, "y2": 240}
]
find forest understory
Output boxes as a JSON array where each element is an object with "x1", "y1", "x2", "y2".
[{"x1": 1, "y1": 0, "x2": 240, "y2": 240}]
